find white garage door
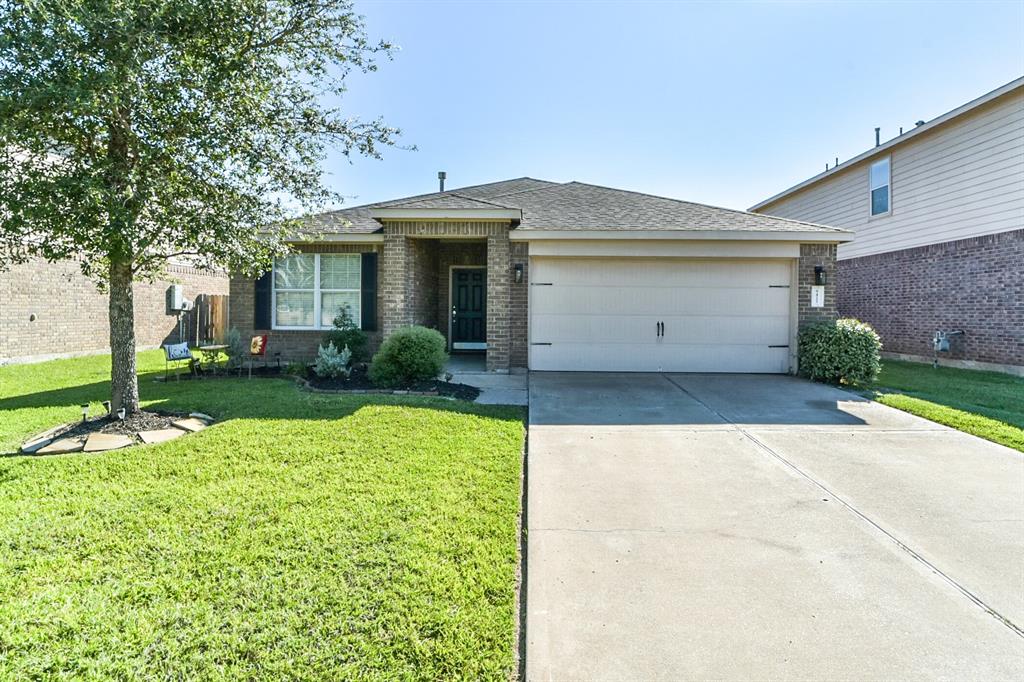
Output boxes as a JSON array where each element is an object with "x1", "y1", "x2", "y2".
[{"x1": 529, "y1": 258, "x2": 793, "y2": 373}]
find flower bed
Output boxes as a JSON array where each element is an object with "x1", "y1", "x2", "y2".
[{"x1": 301, "y1": 365, "x2": 480, "y2": 401}]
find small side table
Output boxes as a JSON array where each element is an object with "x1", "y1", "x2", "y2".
[{"x1": 196, "y1": 344, "x2": 229, "y2": 376}]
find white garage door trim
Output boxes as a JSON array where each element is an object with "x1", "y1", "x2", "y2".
[{"x1": 528, "y1": 257, "x2": 798, "y2": 373}]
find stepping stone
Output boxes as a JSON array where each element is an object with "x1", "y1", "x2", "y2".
[
  {"x1": 138, "y1": 428, "x2": 186, "y2": 445},
  {"x1": 83, "y1": 433, "x2": 134, "y2": 452},
  {"x1": 189, "y1": 412, "x2": 214, "y2": 422},
  {"x1": 21, "y1": 424, "x2": 68, "y2": 453},
  {"x1": 172, "y1": 418, "x2": 208, "y2": 433},
  {"x1": 36, "y1": 436, "x2": 86, "y2": 454}
]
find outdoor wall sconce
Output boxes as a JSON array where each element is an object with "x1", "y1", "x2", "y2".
[
  {"x1": 513, "y1": 263, "x2": 524, "y2": 283},
  {"x1": 814, "y1": 265, "x2": 827, "y2": 286}
]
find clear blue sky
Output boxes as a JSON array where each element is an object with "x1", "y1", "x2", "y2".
[{"x1": 322, "y1": 0, "x2": 1024, "y2": 211}]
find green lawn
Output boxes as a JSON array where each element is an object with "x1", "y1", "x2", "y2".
[
  {"x1": 866, "y1": 360, "x2": 1024, "y2": 452},
  {"x1": 0, "y1": 351, "x2": 525, "y2": 680}
]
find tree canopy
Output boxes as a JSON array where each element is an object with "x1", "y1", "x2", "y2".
[{"x1": 0, "y1": 0, "x2": 400, "y2": 280}]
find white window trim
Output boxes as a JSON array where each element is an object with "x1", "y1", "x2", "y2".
[
  {"x1": 271, "y1": 253, "x2": 361, "y2": 330},
  {"x1": 868, "y1": 156, "x2": 892, "y2": 218}
]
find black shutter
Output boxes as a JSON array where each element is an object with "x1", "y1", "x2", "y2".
[
  {"x1": 360, "y1": 252, "x2": 378, "y2": 332},
  {"x1": 253, "y1": 271, "x2": 272, "y2": 330}
]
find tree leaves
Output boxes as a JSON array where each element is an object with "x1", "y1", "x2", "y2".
[{"x1": 0, "y1": 0, "x2": 401, "y2": 279}]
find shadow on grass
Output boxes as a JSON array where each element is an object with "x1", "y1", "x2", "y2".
[{"x1": 2, "y1": 367, "x2": 525, "y2": 456}]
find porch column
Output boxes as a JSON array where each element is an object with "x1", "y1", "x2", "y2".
[
  {"x1": 381, "y1": 230, "x2": 410, "y2": 335},
  {"x1": 486, "y1": 231, "x2": 511, "y2": 372}
]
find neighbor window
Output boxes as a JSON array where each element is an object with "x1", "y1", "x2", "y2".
[
  {"x1": 869, "y1": 157, "x2": 890, "y2": 216},
  {"x1": 273, "y1": 253, "x2": 361, "y2": 329}
]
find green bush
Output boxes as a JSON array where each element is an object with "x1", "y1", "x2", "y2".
[
  {"x1": 322, "y1": 308, "x2": 368, "y2": 362},
  {"x1": 369, "y1": 326, "x2": 448, "y2": 387},
  {"x1": 799, "y1": 318, "x2": 882, "y2": 385},
  {"x1": 224, "y1": 328, "x2": 247, "y2": 370}
]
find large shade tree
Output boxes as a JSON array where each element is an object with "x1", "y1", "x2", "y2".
[{"x1": 0, "y1": 0, "x2": 399, "y2": 413}]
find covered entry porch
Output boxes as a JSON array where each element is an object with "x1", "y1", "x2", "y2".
[{"x1": 379, "y1": 221, "x2": 515, "y2": 372}]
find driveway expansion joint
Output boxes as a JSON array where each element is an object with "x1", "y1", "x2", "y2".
[{"x1": 661, "y1": 373, "x2": 1024, "y2": 639}]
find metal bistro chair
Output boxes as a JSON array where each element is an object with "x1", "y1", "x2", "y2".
[{"x1": 162, "y1": 342, "x2": 194, "y2": 381}]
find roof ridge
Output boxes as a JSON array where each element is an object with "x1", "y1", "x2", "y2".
[{"x1": 445, "y1": 192, "x2": 521, "y2": 209}]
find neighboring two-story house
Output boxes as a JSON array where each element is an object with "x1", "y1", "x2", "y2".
[{"x1": 751, "y1": 77, "x2": 1023, "y2": 374}]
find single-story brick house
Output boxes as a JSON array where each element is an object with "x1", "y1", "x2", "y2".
[{"x1": 229, "y1": 178, "x2": 852, "y2": 373}]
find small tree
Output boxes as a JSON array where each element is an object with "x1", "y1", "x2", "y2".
[{"x1": 0, "y1": 0, "x2": 400, "y2": 413}]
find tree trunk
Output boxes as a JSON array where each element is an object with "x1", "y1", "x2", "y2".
[{"x1": 109, "y1": 259, "x2": 140, "y2": 415}]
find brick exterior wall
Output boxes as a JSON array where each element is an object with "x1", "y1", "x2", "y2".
[
  {"x1": 406, "y1": 238, "x2": 439, "y2": 331},
  {"x1": 798, "y1": 243, "x2": 839, "y2": 327},
  {"x1": 0, "y1": 258, "x2": 228, "y2": 364},
  {"x1": 226, "y1": 230, "x2": 845, "y2": 373},
  {"x1": 838, "y1": 229, "x2": 1023, "y2": 367},
  {"x1": 509, "y1": 242, "x2": 530, "y2": 368},
  {"x1": 228, "y1": 243, "x2": 383, "y2": 363}
]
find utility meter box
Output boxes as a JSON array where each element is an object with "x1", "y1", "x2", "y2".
[{"x1": 166, "y1": 284, "x2": 184, "y2": 313}]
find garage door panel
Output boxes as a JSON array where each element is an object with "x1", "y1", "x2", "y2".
[
  {"x1": 533, "y1": 285, "x2": 790, "y2": 317},
  {"x1": 533, "y1": 259, "x2": 791, "y2": 288},
  {"x1": 529, "y1": 257, "x2": 794, "y2": 373},
  {"x1": 530, "y1": 342, "x2": 790, "y2": 373},
  {"x1": 533, "y1": 314, "x2": 789, "y2": 346}
]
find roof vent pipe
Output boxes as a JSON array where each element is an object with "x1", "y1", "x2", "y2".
[
  {"x1": 874, "y1": 127, "x2": 881, "y2": 147},
  {"x1": 438, "y1": 171, "x2": 446, "y2": 192}
]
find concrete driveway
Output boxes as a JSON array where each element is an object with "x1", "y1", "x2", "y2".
[{"x1": 526, "y1": 373, "x2": 1024, "y2": 681}]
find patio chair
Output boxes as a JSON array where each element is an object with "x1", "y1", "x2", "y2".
[
  {"x1": 162, "y1": 342, "x2": 194, "y2": 381},
  {"x1": 244, "y1": 334, "x2": 280, "y2": 378}
]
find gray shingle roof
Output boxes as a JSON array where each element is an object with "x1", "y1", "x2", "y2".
[
  {"x1": 502, "y1": 182, "x2": 845, "y2": 232},
  {"x1": 297, "y1": 177, "x2": 848, "y2": 236}
]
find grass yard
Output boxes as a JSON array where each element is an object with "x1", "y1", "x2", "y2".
[
  {"x1": 866, "y1": 360, "x2": 1024, "y2": 452},
  {"x1": 0, "y1": 351, "x2": 525, "y2": 680}
]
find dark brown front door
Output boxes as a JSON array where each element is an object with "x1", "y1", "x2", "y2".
[{"x1": 451, "y1": 268, "x2": 486, "y2": 349}]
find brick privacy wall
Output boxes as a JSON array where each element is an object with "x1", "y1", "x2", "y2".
[
  {"x1": 798, "y1": 243, "x2": 838, "y2": 327},
  {"x1": 509, "y1": 242, "x2": 529, "y2": 368},
  {"x1": 0, "y1": 258, "x2": 228, "y2": 363},
  {"x1": 436, "y1": 241, "x2": 487, "y2": 346},
  {"x1": 228, "y1": 243, "x2": 383, "y2": 362},
  {"x1": 838, "y1": 229, "x2": 1024, "y2": 366}
]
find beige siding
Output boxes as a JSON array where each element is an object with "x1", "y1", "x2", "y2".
[{"x1": 757, "y1": 88, "x2": 1024, "y2": 260}]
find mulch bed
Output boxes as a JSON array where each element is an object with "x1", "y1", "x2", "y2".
[
  {"x1": 156, "y1": 364, "x2": 285, "y2": 381},
  {"x1": 58, "y1": 410, "x2": 188, "y2": 440},
  {"x1": 303, "y1": 365, "x2": 481, "y2": 401}
]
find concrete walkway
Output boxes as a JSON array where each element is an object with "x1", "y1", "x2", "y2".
[
  {"x1": 446, "y1": 354, "x2": 529, "y2": 405},
  {"x1": 526, "y1": 373, "x2": 1024, "y2": 680}
]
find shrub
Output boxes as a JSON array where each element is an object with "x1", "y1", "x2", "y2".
[
  {"x1": 314, "y1": 342, "x2": 352, "y2": 379},
  {"x1": 224, "y1": 328, "x2": 247, "y2": 369},
  {"x1": 369, "y1": 326, "x2": 448, "y2": 387},
  {"x1": 799, "y1": 318, "x2": 882, "y2": 385},
  {"x1": 322, "y1": 307, "x2": 368, "y2": 362},
  {"x1": 285, "y1": 360, "x2": 308, "y2": 377}
]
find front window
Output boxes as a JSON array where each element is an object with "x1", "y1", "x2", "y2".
[
  {"x1": 869, "y1": 157, "x2": 890, "y2": 216},
  {"x1": 273, "y1": 253, "x2": 361, "y2": 329}
]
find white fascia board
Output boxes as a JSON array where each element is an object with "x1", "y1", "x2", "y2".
[
  {"x1": 285, "y1": 233, "x2": 384, "y2": 243},
  {"x1": 509, "y1": 229, "x2": 854, "y2": 243},
  {"x1": 370, "y1": 208, "x2": 522, "y2": 221},
  {"x1": 750, "y1": 76, "x2": 1024, "y2": 211},
  {"x1": 528, "y1": 239, "x2": 801, "y2": 258}
]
